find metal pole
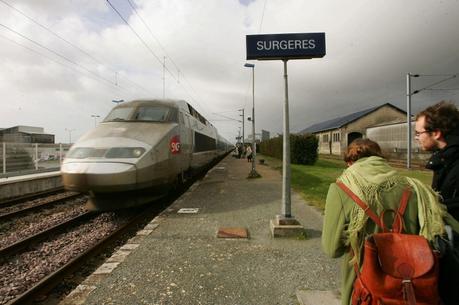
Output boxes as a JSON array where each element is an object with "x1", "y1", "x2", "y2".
[
  {"x1": 282, "y1": 60, "x2": 291, "y2": 218},
  {"x1": 59, "y1": 143, "x2": 63, "y2": 163},
  {"x1": 406, "y1": 73, "x2": 411, "y2": 169},
  {"x1": 2, "y1": 142, "x2": 5, "y2": 174},
  {"x1": 35, "y1": 143, "x2": 38, "y2": 170},
  {"x1": 163, "y1": 56, "x2": 166, "y2": 99},
  {"x1": 240, "y1": 109, "x2": 245, "y2": 149},
  {"x1": 251, "y1": 66, "x2": 257, "y2": 174}
]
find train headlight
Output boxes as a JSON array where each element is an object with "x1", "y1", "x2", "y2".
[{"x1": 105, "y1": 147, "x2": 146, "y2": 158}]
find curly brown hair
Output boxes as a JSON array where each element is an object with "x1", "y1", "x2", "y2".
[
  {"x1": 416, "y1": 101, "x2": 459, "y2": 137},
  {"x1": 344, "y1": 138, "x2": 384, "y2": 163}
]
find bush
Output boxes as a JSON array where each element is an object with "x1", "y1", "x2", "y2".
[{"x1": 259, "y1": 133, "x2": 318, "y2": 165}]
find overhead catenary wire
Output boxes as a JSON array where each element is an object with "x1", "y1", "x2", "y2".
[
  {"x1": 126, "y1": 0, "x2": 181, "y2": 75},
  {"x1": 123, "y1": 0, "x2": 209, "y2": 117},
  {"x1": 412, "y1": 74, "x2": 457, "y2": 95},
  {"x1": 0, "y1": 23, "x2": 127, "y2": 89},
  {"x1": 0, "y1": 33, "x2": 133, "y2": 96},
  {"x1": 242, "y1": 0, "x2": 268, "y2": 111},
  {"x1": 0, "y1": 0, "x2": 153, "y2": 96},
  {"x1": 105, "y1": 0, "x2": 177, "y2": 82},
  {"x1": 258, "y1": 0, "x2": 268, "y2": 33}
]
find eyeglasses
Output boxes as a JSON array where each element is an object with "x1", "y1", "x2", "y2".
[{"x1": 414, "y1": 130, "x2": 430, "y2": 137}]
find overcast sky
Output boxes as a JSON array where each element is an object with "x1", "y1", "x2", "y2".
[{"x1": 1, "y1": 0, "x2": 459, "y2": 144}]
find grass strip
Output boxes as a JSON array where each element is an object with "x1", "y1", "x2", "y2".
[{"x1": 257, "y1": 154, "x2": 432, "y2": 211}]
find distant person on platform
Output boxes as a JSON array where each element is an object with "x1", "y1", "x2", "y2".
[
  {"x1": 415, "y1": 101, "x2": 459, "y2": 221},
  {"x1": 246, "y1": 145, "x2": 252, "y2": 162},
  {"x1": 237, "y1": 144, "x2": 242, "y2": 159}
]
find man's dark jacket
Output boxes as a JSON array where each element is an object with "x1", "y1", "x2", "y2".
[{"x1": 426, "y1": 129, "x2": 459, "y2": 220}]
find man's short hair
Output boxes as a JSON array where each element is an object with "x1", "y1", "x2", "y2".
[
  {"x1": 344, "y1": 138, "x2": 384, "y2": 163},
  {"x1": 416, "y1": 101, "x2": 459, "y2": 137}
]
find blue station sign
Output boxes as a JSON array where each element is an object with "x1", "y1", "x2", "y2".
[{"x1": 246, "y1": 32, "x2": 326, "y2": 60}]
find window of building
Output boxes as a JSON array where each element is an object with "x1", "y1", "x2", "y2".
[
  {"x1": 322, "y1": 134, "x2": 329, "y2": 142},
  {"x1": 333, "y1": 133, "x2": 340, "y2": 142}
]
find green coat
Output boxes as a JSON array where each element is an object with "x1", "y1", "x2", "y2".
[
  {"x1": 322, "y1": 181, "x2": 420, "y2": 305},
  {"x1": 321, "y1": 156, "x2": 459, "y2": 305}
]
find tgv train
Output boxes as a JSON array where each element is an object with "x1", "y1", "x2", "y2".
[{"x1": 61, "y1": 99, "x2": 232, "y2": 210}]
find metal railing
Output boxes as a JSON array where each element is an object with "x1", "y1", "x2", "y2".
[{"x1": 0, "y1": 143, "x2": 71, "y2": 178}]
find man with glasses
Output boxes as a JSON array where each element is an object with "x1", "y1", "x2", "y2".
[{"x1": 415, "y1": 101, "x2": 459, "y2": 221}]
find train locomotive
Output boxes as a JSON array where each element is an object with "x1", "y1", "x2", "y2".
[{"x1": 61, "y1": 99, "x2": 232, "y2": 210}]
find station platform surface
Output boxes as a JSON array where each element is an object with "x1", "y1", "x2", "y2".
[
  {"x1": 0, "y1": 170, "x2": 60, "y2": 184},
  {"x1": 61, "y1": 155, "x2": 340, "y2": 305}
]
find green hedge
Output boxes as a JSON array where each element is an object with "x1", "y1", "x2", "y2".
[{"x1": 259, "y1": 134, "x2": 318, "y2": 165}]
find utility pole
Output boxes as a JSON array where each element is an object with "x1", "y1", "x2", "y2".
[
  {"x1": 244, "y1": 63, "x2": 260, "y2": 178},
  {"x1": 65, "y1": 128, "x2": 75, "y2": 144},
  {"x1": 239, "y1": 108, "x2": 245, "y2": 149},
  {"x1": 163, "y1": 56, "x2": 166, "y2": 99}
]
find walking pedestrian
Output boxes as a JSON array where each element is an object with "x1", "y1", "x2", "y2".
[{"x1": 246, "y1": 145, "x2": 252, "y2": 162}]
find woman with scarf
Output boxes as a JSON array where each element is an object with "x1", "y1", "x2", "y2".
[{"x1": 321, "y1": 138, "x2": 459, "y2": 305}]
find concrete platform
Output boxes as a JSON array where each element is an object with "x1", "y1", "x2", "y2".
[
  {"x1": 60, "y1": 155, "x2": 340, "y2": 305},
  {"x1": 0, "y1": 171, "x2": 62, "y2": 202}
]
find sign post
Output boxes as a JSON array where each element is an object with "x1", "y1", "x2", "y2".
[{"x1": 246, "y1": 32, "x2": 326, "y2": 237}]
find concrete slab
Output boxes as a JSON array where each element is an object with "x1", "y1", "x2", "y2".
[
  {"x1": 270, "y1": 219, "x2": 305, "y2": 238},
  {"x1": 93, "y1": 262, "x2": 120, "y2": 275},
  {"x1": 217, "y1": 227, "x2": 248, "y2": 238}
]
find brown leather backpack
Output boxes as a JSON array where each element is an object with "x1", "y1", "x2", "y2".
[{"x1": 337, "y1": 181, "x2": 442, "y2": 305}]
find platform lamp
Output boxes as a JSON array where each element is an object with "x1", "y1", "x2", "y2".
[{"x1": 244, "y1": 63, "x2": 260, "y2": 178}]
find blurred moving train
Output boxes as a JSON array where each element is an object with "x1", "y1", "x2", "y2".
[{"x1": 61, "y1": 99, "x2": 233, "y2": 210}]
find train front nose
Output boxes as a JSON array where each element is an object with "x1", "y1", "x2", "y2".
[{"x1": 61, "y1": 162, "x2": 137, "y2": 193}]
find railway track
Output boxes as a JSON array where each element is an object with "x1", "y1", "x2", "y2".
[
  {"x1": 0, "y1": 203, "x2": 163, "y2": 305},
  {"x1": 0, "y1": 210, "x2": 94, "y2": 258},
  {"x1": 0, "y1": 187, "x2": 64, "y2": 207},
  {"x1": 0, "y1": 192, "x2": 81, "y2": 221}
]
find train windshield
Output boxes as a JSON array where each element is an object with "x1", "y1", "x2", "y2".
[
  {"x1": 103, "y1": 106, "x2": 177, "y2": 123},
  {"x1": 103, "y1": 107, "x2": 134, "y2": 122},
  {"x1": 134, "y1": 106, "x2": 177, "y2": 122}
]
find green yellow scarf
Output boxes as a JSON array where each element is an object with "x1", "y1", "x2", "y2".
[{"x1": 337, "y1": 156, "x2": 445, "y2": 264}]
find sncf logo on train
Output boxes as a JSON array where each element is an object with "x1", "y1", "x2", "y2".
[
  {"x1": 246, "y1": 32, "x2": 326, "y2": 60},
  {"x1": 170, "y1": 135, "x2": 181, "y2": 154}
]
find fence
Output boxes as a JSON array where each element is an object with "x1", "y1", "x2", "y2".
[{"x1": 0, "y1": 143, "x2": 71, "y2": 177}]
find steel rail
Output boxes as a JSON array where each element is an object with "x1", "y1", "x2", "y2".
[
  {"x1": 0, "y1": 187, "x2": 64, "y2": 207},
  {"x1": 0, "y1": 192, "x2": 82, "y2": 221},
  {"x1": 0, "y1": 210, "x2": 94, "y2": 258}
]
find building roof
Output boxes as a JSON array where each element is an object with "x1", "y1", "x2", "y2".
[{"x1": 299, "y1": 103, "x2": 406, "y2": 134}]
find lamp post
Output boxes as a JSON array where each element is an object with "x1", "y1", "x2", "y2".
[
  {"x1": 65, "y1": 128, "x2": 75, "y2": 144},
  {"x1": 244, "y1": 63, "x2": 260, "y2": 178},
  {"x1": 91, "y1": 114, "x2": 100, "y2": 127},
  {"x1": 238, "y1": 108, "x2": 245, "y2": 151}
]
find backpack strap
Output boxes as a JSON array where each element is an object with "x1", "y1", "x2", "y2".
[
  {"x1": 391, "y1": 187, "x2": 412, "y2": 233},
  {"x1": 336, "y1": 181, "x2": 383, "y2": 228},
  {"x1": 336, "y1": 181, "x2": 412, "y2": 232}
]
